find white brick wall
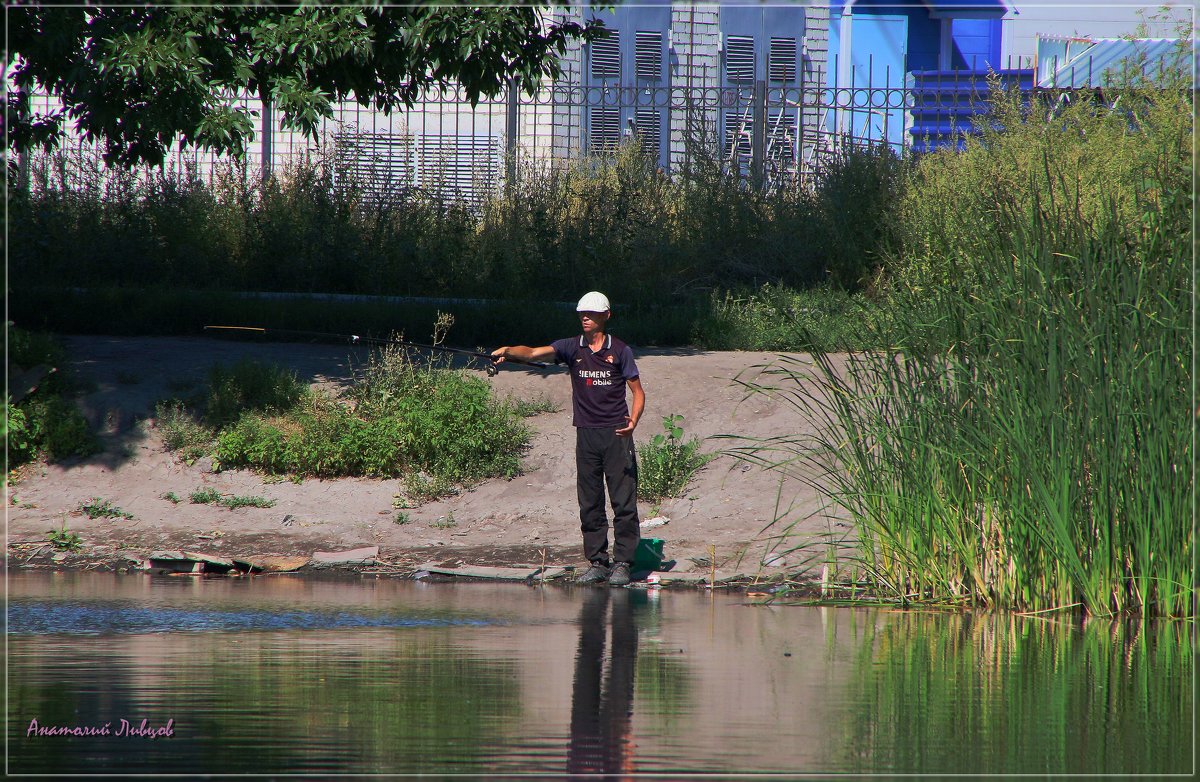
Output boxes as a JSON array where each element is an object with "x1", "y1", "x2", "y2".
[
  {"x1": 547, "y1": 5, "x2": 586, "y2": 163},
  {"x1": 670, "y1": 4, "x2": 721, "y2": 173}
]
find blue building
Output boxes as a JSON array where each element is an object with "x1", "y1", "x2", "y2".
[
  {"x1": 826, "y1": 0, "x2": 1008, "y2": 149},
  {"x1": 578, "y1": 1, "x2": 824, "y2": 178}
]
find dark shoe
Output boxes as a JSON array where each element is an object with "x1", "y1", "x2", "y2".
[
  {"x1": 608, "y1": 562, "x2": 632, "y2": 586},
  {"x1": 577, "y1": 562, "x2": 610, "y2": 585}
]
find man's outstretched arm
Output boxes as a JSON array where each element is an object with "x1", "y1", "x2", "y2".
[{"x1": 491, "y1": 345, "x2": 557, "y2": 364}]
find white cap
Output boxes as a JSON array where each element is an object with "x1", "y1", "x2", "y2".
[{"x1": 576, "y1": 291, "x2": 611, "y2": 312}]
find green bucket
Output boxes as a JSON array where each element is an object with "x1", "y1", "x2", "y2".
[{"x1": 633, "y1": 538, "x2": 665, "y2": 572}]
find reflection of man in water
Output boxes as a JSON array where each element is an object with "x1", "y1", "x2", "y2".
[{"x1": 567, "y1": 588, "x2": 641, "y2": 776}]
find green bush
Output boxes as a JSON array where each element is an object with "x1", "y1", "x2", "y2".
[
  {"x1": 4, "y1": 326, "x2": 101, "y2": 469},
  {"x1": 8, "y1": 325, "x2": 67, "y2": 371},
  {"x1": 211, "y1": 338, "x2": 530, "y2": 492},
  {"x1": 39, "y1": 398, "x2": 100, "y2": 460},
  {"x1": 812, "y1": 143, "x2": 907, "y2": 291},
  {"x1": 691, "y1": 284, "x2": 897, "y2": 352},
  {"x1": 887, "y1": 67, "x2": 1193, "y2": 295},
  {"x1": 6, "y1": 398, "x2": 41, "y2": 466},
  {"x1": 6, "y1": 393, "x2": 100, "y2": 468}
]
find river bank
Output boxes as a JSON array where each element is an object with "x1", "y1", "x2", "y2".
[{"x1": 6, "y1": 336, "x2": 846, "y2": 585}]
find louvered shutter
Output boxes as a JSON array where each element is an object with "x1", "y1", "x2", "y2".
[
  {"x1": 635, "y1": 31, "x2": 664, "y2": 81},
  {"x1": 634, "y1": 106, "x2": 661, "y2": 159},
  {"x1": 589, "y1": 106, "x2": 621, "y2": 154},
  {"x1": 769, "y1": 37, "x2": 798, "y2": 83},
  {"x1": 725, "y1": 35, "x2": 756, "y2": 82},
  {"x1": 590, "y1": 33, "x2": 620, "y2": 81}
]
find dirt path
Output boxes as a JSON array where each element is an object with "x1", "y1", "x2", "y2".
[{"x1": 6, "y1": 336, "x2": 849, "y2": 578}]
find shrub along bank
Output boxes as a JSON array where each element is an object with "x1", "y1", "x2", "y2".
[
  {"x1": 5, "y1": 325, "x2": 100, "y2": 473},
  {"x1": 9, "y1": 138, "x2": 903, "y2": 353},
  {"x1": 10, "y1": 142, "x2": 903, "y2": 306}
]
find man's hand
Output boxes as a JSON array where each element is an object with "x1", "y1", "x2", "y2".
[
  {"x1": 490, "y1": 347, "x2": 509, "y2": 365},
  {"x1": 615, "y1": 415, "x2": 638, "y2": 437}
]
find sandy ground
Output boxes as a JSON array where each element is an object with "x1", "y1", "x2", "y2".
[{"x1": 6, "y1": 336, "x2": 849, "y2": 578}]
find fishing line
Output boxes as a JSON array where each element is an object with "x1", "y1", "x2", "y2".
[{"x1": 202, "y1": 325, "x2": 551, "y2": 375}]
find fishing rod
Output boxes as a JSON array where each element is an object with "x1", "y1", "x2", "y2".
[{"x1": 202, "y1": 325, "x2": 552, "y2": 376}]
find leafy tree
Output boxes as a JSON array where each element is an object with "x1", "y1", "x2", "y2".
[{"x1": 7, "y1": 5, "x2": 605, "y2": 167}]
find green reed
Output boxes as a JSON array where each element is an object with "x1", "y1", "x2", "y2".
[{"x1": 733, "y1": 75, "x2": 1192, "y2": 617}]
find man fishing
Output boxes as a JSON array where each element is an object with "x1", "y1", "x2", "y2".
[{"x1": 491, "y1": 291, "x2": 646, "y2": 586}]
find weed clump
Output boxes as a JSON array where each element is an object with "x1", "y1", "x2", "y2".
[
  {"x1": 638, "y1": 415, "x2": 714, "y2": 502},
  {"x1": 204, "y1": 358, "x2": 305, "y2": 429},
  {"x1": 79, "y1": 498, "x2": 134, "y2": 520},
  {"x1": 47, "y1": 517, "x2": 82, "y2": 550},
  {"x1": 155, "y1": 400, "x2": 214, "y2": 464},
  {"x1": 188, "y1": 488, "x2": 276, "y2": 510}
]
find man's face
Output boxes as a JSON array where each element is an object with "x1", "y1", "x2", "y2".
[{"x1": 579, "y1": 310, "x2": 609, "y2": 334}]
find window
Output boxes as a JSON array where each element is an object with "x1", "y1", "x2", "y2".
[
  {"x1": 635, "y1": 30, "x2": 664, "y2": 81},
  {"x1": 766, "y1": 110, "x2": 796, "y2": 162},
  {"x1": 634, "y1": 106, "x2": 662, "y2": 159},
  {"x1": 725, "y1": 35, "x2": 756, "y2": 82},
  {"x1": 589, "y1": 106, "x2": 621, "y2": 153},
  {"x1": 724, "y1": 109, "x2": 753, "y2": 158},
  {"x1": 417, "y1": 135, "x2": 499, "y2": 202},
  {"x1": 333, "y1": 131, "x2": 415, "y2": 200},
  {"x1": 590, "y1": 33, "x2": 620, "y2": 81},
  {"x1": 769, "y1": 37, "x2": 798, "y2": 83}
]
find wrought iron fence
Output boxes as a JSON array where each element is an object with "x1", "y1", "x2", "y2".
[{"x1": 29, "y1": 50, "x2": 1197, "y2": 202}]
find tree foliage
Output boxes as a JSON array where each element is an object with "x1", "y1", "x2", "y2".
[{"x1": 7, "y1": 5, "x2": 605, "y2": 167}]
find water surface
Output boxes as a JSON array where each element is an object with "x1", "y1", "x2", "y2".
[{"x1": 8, "y1": 572, "x2": 1192, "y2": 775}]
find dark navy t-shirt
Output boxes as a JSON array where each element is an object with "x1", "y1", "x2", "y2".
[{"x1": 551, "y1": 334, "x2": 639, "y2": 428}]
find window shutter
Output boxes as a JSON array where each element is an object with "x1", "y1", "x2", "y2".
[
  {"x1": 635, "y1": 31, "x2": 664, "y2": 81},
  {"x1": 589, "y1": 106, "x2": 621, "y2": 153},
  {"x1": 725, "y1": 35, "x2": 756, "y2": 82},
  {"x1": 769, "y1": 37, "x2": 798, "y2": 83},
  {"x1": 590, "y1": 33, "x2": 620, "y2": 81},
  {"x1": 634, "y1": 107, "x2": 662, "y2": 160}
]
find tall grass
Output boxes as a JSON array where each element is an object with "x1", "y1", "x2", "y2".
[
  {"x1": 735, "y1": 74, "x2": 1192, "y2": 617},
  {"x1": 10, "y1": 136, "x2": 902, "y2": 306}
]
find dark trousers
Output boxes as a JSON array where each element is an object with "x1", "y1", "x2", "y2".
[{"x1": 576, "y1": 427, "x2": 641, "y2": 565}]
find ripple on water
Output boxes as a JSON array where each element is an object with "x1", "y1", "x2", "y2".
[{"x1": 7, "y1": 599, "x2": 499, "y2": 635}]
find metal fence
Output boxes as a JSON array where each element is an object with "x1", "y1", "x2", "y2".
[
  {"x1": 32, "y1": 50, "x2": 1195, "y2": 202},
  {"x1": 13, "y1": 80, "x2": 902, "y2": 198}
]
